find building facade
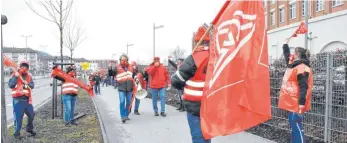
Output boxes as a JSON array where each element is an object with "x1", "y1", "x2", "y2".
[
  {"x1": 3, "y1": 47, "x2": 39, "y2": 75},
  {"x1": 264, "y1": 0, "x2": 347, "y2": 58}
]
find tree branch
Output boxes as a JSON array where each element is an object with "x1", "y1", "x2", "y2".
[{"x1": 25, "y1": 0, "x2": 56, "y2": 23}]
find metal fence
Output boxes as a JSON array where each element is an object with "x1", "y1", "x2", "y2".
[{"x1": 153, "y1": 51, "x2": 346, "y2": 142}]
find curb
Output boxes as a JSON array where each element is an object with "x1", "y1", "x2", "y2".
[{"x1": 92, "y1": 97, "x2": 109, "y2": 143}]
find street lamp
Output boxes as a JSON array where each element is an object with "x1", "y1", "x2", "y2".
[
  {"x1": 21, "y1": 34, "x2": 32, "y2": 60},
  {"x1": 1, "y1": 14, "x2": 8, "y2": 143},
  {"x1": 153, "y1": 23, "x2": 164, "y2": 58},
  {"x1": 126, "y1": 43, "x2": 134, "y2": 56}
]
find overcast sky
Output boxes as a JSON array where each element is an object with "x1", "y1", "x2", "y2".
[{"x1": 2, "y1": 0, "x2": 225, "y2": 63}]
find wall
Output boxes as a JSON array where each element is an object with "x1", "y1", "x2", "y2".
[{"x1": 267, "y1": 9, "x2": 347, "y2": 59}]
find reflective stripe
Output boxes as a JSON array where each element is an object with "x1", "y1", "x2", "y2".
[
  {"x1": 186, "y1": 80, "x2": 205, "y2": 88},
  {"x1": 62, "y1": 88, "x2": 78, "y2": 92},
  {"x1": 116, "y1": 72, "x2": 128, "y2": 78},
  {"x1": 175, "y1": 71, "x2": 185, "y2": 82},
  {"x1": 116, "y1": 75, "x2": 133, "y2": 81},
  {"x1": 62, "y1": 83, "x2": 78, "y2": 88},
  {"x1": 184, "y1": 88, "x2": 203, "y2": 96},
  {"x1": 11, "y1": 90, "x2": 29, "y2": 94}
]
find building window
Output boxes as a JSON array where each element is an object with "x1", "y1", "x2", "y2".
[
  {"x1": 316, "y1": 0, "x2": 324, "y2": 12},
  {"x1": 270, "y1": 10, "x2": 275, "y2": 26},
  {"x1": 302, "y1": 1, "x2": 310, "y2": 16},
  {"x1": 279, "y1": 8, "x2": 284, "y2": 23},
  {"x1": 289, "y1": 3, "x2": 296, "y2": 19},
  {"x1": 332, "y1": 0, "x2": 343, "y2": 7},
  {"x1": 271, "y1": 0, "x2": 276, "y2": 5}
]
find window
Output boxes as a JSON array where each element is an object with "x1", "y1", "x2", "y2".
[
  {"x1": 316, "y1": 0, "x2": 324, "y2": 12},
  {"x1": 332, "y1": 0, "x2": 343, "y2": 7},
  {"x1": 302, "y1": 1, "x2": 310, "y2": 16},
  {"x1": 270, "y1": 10, "x2": 275, "y2": 26},
  {"x1": 289, "y1": 3, "x2": 296, "y2": 19},
  {"x1": 279, "y1": 8, "x2": 284, "y2": 23},
  {"x1": 271, "y1": 0, "x2": 276, "y2": 5}
]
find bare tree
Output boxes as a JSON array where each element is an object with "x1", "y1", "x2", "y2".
[
  {"x1": 170, "y1": 45, "x2": 185, "y2": 63},
  {"x1": 26, "y1": 0, "x2": 74, "y2": 65},
  {"x1": 64, "y1": 23, "x2": 86, "y2": 62}
]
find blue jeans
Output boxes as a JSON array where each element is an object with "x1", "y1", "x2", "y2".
[
  {"x1": 288, "y1": 112, "x2": 305, "y2": 143},
  {"x1": 13, "y1": 98, "x2": 35, "y2": 136},
  {"x1": 151, "y1": 88, "x2": 166, "y2": 113},
  {"x1": 119, "y1": 91, "x2": 132, "y2": 119},
  {"x1": 187, "y1": 112, "x2": 211, "y2": 143},
  {"x1": 134, "y1": 98, "x2": 140, "y2": 111},
  {"x1": 63, "y1": 95, "x2": 77, "y2": 123},
  {"x1": 94, "y1": 83, "x2": 100, "y2": 94}
]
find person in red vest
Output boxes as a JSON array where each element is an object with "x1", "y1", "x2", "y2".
[
  {"x1": 171, "y1": 24, "x2": 211, "y2": 143},
  {"x1": 61, "y1": 66, "x2": 79, "y2": 126},
  {"x1": 278, "y1": 38, "x2": 313, "y2": 143},
  {"x1": 8, "y1": 61, "x2": 36, "y2": 139},
  {"x1": 111, "y1": 55, "x2": 136, "y2": 123},
  {"x1": 129, "y1": 61, "x2": 147, "y2": 115},
  {"x1": 145, "y1": 57, "x2": 171, "y2": 117}
]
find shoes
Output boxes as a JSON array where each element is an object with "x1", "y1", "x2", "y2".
[
  {"x1": 71, "y1": 121, "x2": 78, "y2": 126},
  {"x1": 155, "y1": 112, "x2": 159, "y2": 116},
  {"x1": 134, "y1": 111, "x2": 140, "y2": 115},
  {"x1": 14, "y1": 135, "x2": 22, "y2": 140},
  {"x1": 65, "y1": 122, "x2": 71, "y2": 127},
  {"x1": 122, "y1": 119, "x2": 126, "y2": 123},
  {"x1": 125, "y1": 117, "x2": 130, "y2": 120},
  {"x1": 160, "y1": 112, "x2": 167, "y2": 117},
  {"x1": 26, "y1": 130, "x2": 37, "y2": 136}
]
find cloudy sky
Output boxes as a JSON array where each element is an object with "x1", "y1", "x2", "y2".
[{"x1": 2, "y1": 0, "x2": 225, "y2": 63}]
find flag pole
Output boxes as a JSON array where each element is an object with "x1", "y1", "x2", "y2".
[{"x1": 192, "y1": 0, "x2": 231, "y2": 53}]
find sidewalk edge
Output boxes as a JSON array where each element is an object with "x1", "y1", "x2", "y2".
[{"x1": 92, "y1": 97, "x2": 109, "y2": 143}]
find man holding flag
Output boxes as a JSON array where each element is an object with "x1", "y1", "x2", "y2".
[{"x1": 171, "y1": 24, "x2": 211, "y2": 142}]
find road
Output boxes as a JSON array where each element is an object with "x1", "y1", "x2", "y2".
[
  {"x1": 4, "y1": 78, "x2": 58, "y2": 124},
  {"x1": 94, "y1": 87, "x2": 275, "y2": 143}
]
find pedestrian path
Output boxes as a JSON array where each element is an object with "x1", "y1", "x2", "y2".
[{"x1": 93, "y1": 87, "x2": 276, "y2": 143}]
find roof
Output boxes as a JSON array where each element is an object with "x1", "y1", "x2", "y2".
[{"x1": 3, "y1": 47, "x2": 37, "y2": 53}]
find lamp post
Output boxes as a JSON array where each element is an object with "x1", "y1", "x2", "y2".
[
  {"x1": 153, "y1": 23, "x2": 164, "y2": 58},
  {"x1": 1, "y1": 14, "x2": 8, "y2": 143},
  {"x1": 21, "y1": 34, "x2": 32, "y2": 60},
  {"x1": 126, "y1": 43, "x2": 134, "y2": 56}
]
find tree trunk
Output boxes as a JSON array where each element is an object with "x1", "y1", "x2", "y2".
[
  {"x1": 59, "y1": 0, "x2": 64, "y2": 119},
  {"x1": 70, "y1": 49, "x2": 73, "y2": 63}
]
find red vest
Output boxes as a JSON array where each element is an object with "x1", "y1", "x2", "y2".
[
  {"x1": 183, "y1": 48, "x2": 209, "y2": 101},
  {"x1": 278, "y1": 64, "x2": 313, "y2": 113},
  {"x1": 116, "y1": 64, "x2": 134, "y2": 82},
  {"x1": 11, "y1": 73, "x2": 33, "y2": 104},
  {"x1": 62, "y1": 75, "x2": 79, "y2": 95}
]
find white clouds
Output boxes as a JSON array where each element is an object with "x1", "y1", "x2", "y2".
[{"x1": 3, "y1": 0, "x2": 225, "y2": 61}]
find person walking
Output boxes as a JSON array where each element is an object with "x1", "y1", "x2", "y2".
[
  {"x1": 93, "y1": 72, "x2": 101, "y2": 95},
  {"x1": 145, "y1": 57, "x2": 171, "y2": 117},
  {"x1": 278, "y1": 38, "x2": 313, "y2": 143},
  {"x1": 171, "y1": 24, "x2": 211, "y2": 143},
  {"x1": 8, "y1": 61, "x2": 36, "y2": 139}
]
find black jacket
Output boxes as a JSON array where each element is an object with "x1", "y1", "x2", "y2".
[
  {"x1": 171, "y1": 55, "x2": 201, "y2": 116},
  {"x1": 93, "y1": 75, "x2": 101, "y2": 84},
  {"x1": 112, "y1": 66, "x2": 134, "y2": 92},
  {"x1": 283, "y1": 44, "x2": 311, "y2": 105}
]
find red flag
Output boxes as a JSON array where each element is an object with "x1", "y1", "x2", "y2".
[
  {"x1": 201, "y1": 1, "x2": 271, "y2": 139},
  {"x1": 292, "y1": 22, "x2": 308, "y2": 37}
]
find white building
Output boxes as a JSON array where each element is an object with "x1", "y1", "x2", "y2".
[{"x1": 3, "y1": 47, "x2": 39, "y2": 75}]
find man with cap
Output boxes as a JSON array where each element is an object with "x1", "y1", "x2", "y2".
[
  {"x1": 8, "y1": 61, "x2": 36, "y2": 139},
  {"x1": 61, "y1": 66, "x2": 79, "y2": 126},
  {"x1": 145, "y1": 57, "x2": 171, "y2": 117}
]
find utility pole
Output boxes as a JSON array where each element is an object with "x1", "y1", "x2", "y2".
[
  {"x1": 21, "y1": 35, "x2": 32, "y2": 60},
  {"x1": 126, "y1": 43, "x2": 134, "y2": 56},
  {"x1": 153, "y1": 23, "x2": 164, "y2": 58},
  {"x1": 1, "y1": 14, "x2": 8, "y2": 143},
  {"x1": 304, "y1": 0, "x2": 309, "y2": 50}
]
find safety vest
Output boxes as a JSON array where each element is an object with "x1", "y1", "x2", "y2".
[
  {"x1": 278, "y1": 63, "x2": 313, "y2": 113},
  {"x1": 183, "y1": 48, "x2": 209, "y2": 101},
  {"x1": 116, "y1": 65, "x2": 134, "y2": 82},
  {"x1": 11, "y1": 73, "x2": 33, "y2": 104},
  {"x1": 62, "y1": 82, "x2": 78, "y2": 95}
]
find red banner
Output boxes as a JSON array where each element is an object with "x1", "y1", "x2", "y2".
[{"x1": 201, "y1": 1, "x2": 271, "y2": 139}]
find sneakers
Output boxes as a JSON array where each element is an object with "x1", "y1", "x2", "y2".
[
  {"x1": 134, "y1": 111, "x2": 140, "y2": 115},
  {"x1": 122, "y1": 119, "x2": 126, "y2": 123},
  {"x1": 14, "y1": 135, "x2": 22, "y2": 140},
  {"x1": 160, "y1": 112, "x2": 167, "y2": 117},
  {"x1": 71, "y1": 121, "x2": 78, "y2": 126},
  {"x1": 125, "y1": 117, "x2": 130, "y2": 120},
  {"x1": 154, "y1": 112, "x2": 159, "y2": 116},
  {"x1": 26, "y1": 130, "x2": 37, "y2": 136},
  {"x1": 65, "y1": 122, "x2": 71, "y2": 127}
]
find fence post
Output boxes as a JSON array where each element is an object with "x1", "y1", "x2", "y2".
[{"x1": 324, "y1": 53, "x2": 333, "y2": 142}]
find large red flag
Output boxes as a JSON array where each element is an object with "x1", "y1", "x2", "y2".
[{"x1": 201, "y1": 1, "x2": 271, "y2": 139}]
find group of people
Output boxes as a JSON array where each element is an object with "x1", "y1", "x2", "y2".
[{"x1": 8, "y1": 24, "x2": 313, "y2": 143}]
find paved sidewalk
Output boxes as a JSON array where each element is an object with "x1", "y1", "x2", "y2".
[{"x1": 93, "y1": 87, "x2": 276, "y2": 143}]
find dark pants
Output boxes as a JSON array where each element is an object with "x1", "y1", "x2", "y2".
[
  {"x1": 102, "y1": 79, "x2": 108, "y2": 87},
  {"x1": 178, "y1": 89, "x2": 183, "y2": 107},
  {"x1": 13, "y1": 98, "x2": 35, "y2": 136},
  {"x1": 187, "y1": 112, "x2": 211, "y2": 143},
  {"x1": 94, "y1": 83, "x2": 100, "y2": 94},
  {"x1": 288, "y1": 112, "x2": 305, "y2": 143}
]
